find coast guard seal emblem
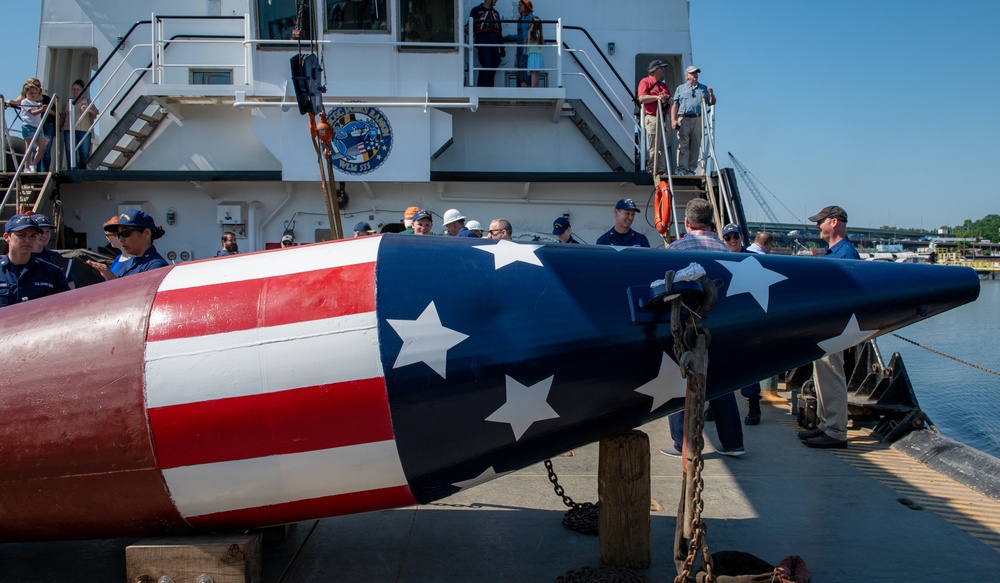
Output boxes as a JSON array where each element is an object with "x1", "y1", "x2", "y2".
[{"x1": 325, "y1": 106, "x2": 393, "y2": 175}]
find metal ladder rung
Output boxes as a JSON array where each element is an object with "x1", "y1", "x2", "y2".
[{"x1": 137, "y1": 114, "x2": 161, "y2": 123}]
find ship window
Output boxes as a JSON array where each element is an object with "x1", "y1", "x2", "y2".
[
  {"x1": 256, "y1": 0, "x2": 315, "y2": 41},
  {"x1": 326, "y1": 0, "x2": 389, "y2": 32},
  {"x1": 399, "y1": 0, "x2": 455, "y2": 49},
  {"x1": 191, "y1": 69, "x2": 233, "y2": 85}
]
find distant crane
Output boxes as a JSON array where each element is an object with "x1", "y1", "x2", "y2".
[{"x1": 728, "y1": 152, "x2": 780, "y2": 225}]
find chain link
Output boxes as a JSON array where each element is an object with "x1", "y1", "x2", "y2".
[
  {"x1": 544, "y1": 458, "x2": 600, "y2": 534},
  {"x1": 891, "y1": 333, "x2": 1000, "y2": 377},
  {"x1": 668, "y1": 273, "x2": 718, "y2": 583},
  {"x1": 556, "y1": 565, "x2": 650, "y2": 582}
]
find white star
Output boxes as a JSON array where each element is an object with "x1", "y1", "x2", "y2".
[
  {"x1": 474, "y1": 239, "x2": 544, "y2": 270},
  {"x1": 817, "y1": 314, "x2": 880, "y2": 356},
  {"x1": 634, "y1": 352, "x2": 688, "y2": 412},
  {"x1": 387, "y1": 302, "x2": 469, "y2": 379},
  {"x1": 452, "y1": 466, "x2": 513, "y2": 490},
  {"x1": 717, "y1": 256, "x2": 788, "y2": 312},
  {"x1": 486, "y1": 375, "x2": 560, "y2": 440}
]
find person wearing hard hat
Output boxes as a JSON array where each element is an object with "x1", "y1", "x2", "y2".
[
  {"x1": 401, "y1": 206, "x2": 420, "y2": 234},
  {"x1": 442, "y1": 208, "x2": 476, "y2": 237},
  {"x1": 465, "y1": 220, "x2": 483, "y2": 238}
]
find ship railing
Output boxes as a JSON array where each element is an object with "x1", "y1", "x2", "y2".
[
  {"x1": 564, "y1": 70, "x2": 640, "y2": 163},
  {"x1": 466, "y1": 17, "x2": 563, "y2": 89},
  {"x1": 1, "y1": 96, "x2": 60, "y2": 212},
  {"x1": 67, "y1": 41, "x2": 156, "y2": 170},
  {"x1": 69, "y1": 15, "x2": 251, "y2": 169},
  {"x1": 701, "y1": 99, "x2": 736, "y2": 223},
  {"x1": 0, "y1": 95, "x2": 20, "y2": 174},
  {"x1": 467, "y1": 18, "x2": 642, "y2": 170}
]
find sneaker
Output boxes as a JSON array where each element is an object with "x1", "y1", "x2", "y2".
[
  {"x1": 797, "y1": 427, "x2": 824, "y2": 441},
  {"x1": 659, "y1": 445, "x2": 683, "y2": 458},
  {"x1": 717, "y1": 446, "x2": 746, "y2": 457},
  {"x1": 27, "y1": 165, "x2": 37, "y2": 173},
  {"x1": 803, "y1": 434, "x2": 847, "y2": 449}
]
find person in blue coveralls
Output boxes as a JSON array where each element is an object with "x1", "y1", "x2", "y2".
[
  {"x1": 0, "y1": 214, "x2": 70, "y2": 308},
  {"x1": 469, "y1": 0, "x2": 504, "y2": 87},
  {"x1": 798, "y1": 205, "x2": 860, "y2": 450},
  {"x1": 107, "y1": 211, "x2": 169, "y2": 278},
  {"x1": 596, "y1": 198, "x2": 650, "y2": 247}
]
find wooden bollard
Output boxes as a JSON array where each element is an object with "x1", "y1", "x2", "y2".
[{"x1": 598, "y1": 430, "x2": 651, "y2": 569}]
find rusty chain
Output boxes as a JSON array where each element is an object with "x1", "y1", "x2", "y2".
[{"x1": 668, "y1": 273, "x2": 718, "y2": 583}]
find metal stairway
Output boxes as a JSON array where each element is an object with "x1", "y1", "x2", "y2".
[
  {"x1": 87, "y1": 96, "x2": 170, "y2": 170},
  {"x1": 565, "y1": 99, "x2": 634, "y2": 172},
  {"x1": 1, "y1": 172, "x2": 57, "y2": 223}
]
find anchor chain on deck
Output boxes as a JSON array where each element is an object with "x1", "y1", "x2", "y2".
[
  {"x1": 667, "y1": 271, "x2": 718, "y2": 583},
  {"x1": 544, "y1": 458, "x2": 600, "y2": 534}
]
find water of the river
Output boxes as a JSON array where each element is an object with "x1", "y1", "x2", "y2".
[{"x1": 878, "y1": 278, "x2": 1000, "y2": 459}]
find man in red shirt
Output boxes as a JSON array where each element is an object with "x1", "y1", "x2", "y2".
[{"x1": 637, "y1": 60, "x2": 672, "y2": 177}]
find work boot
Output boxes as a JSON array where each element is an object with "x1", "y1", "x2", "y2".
[{"x1": 744, "y1": 398, "x2": 761, "y2": 426}]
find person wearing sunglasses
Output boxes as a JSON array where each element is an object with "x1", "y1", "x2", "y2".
[
  {"x1": 1, "y1": 214, "x2": 70, "y2": 307},
  {"x1": 107, "y1": 211, "x2": 168, "y2": 278},
  {"x1": 721, "y1": 223, "x2": 744, "y2": 253},
  {"x1": 660, "y1": 199, "x2": 745, "y2": 458}
]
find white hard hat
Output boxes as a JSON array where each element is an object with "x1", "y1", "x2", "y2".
[
  {"x1": 442, "y1": 208, "x2": 465, "y2": 225},
  {"x1": 466, "y1": 219, "x2": 482, "y2": 231}
]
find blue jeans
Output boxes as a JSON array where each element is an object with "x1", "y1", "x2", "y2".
[
  {"x1": 475, "y1": 44, "x2": 500, "y2": 87},
  {"x1": 669, "y1": 390, "x2": 744, "y2": 451},
  {"x1": 63, "y1": 130, "x2": 92, "y2": 170},
  {"x1": 740, "y1": 383, "x2": 761, "y2": 400},
  {"x1": 39, "y1": 124, "x2": 55, "y2": 172}
]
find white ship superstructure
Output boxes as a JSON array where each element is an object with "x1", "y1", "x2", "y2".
[{"x1": 2, "y1": 0, "x2": 745, "y2": 259}]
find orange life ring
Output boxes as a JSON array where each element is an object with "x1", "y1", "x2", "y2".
[{"x1": 653, "y1": 179, "x2": 672, "y2": 235}]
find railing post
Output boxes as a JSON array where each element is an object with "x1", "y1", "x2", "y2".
[
  {"x1": 244, "y1": 13, "x2": 253, "y2": 86},
  {"x1": 1, "y1": 97, "x2": 7, "y2": 173},
  {"x1": 68, "y1": 96, "x2": 77, "y2": 170},
  {"x1": 151, "y1": 13, "x2": 158, "y2": 84},
  {"x1": 467, "y1": 17, "x2": 475, "y2": 88},
  {"x1": 556, "y1": 18, "x2": 563, "y2": 88}
]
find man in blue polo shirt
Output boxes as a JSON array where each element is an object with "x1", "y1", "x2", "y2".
[
  {"x1": 596, "y1": 198, "x2": 650, "y2": 247},
  {"x1": 671, "y1": 66, "x2": 716, "y2": 176},
  {"x1": 1, "y1": 214, "x2": 70, "y2": 308},
  {"x1": 798, "y1": 205, "x2": 860, "y2": 450}
]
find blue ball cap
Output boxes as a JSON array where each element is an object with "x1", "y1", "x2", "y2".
[
  {"x1": 354, "y1": 221, "x2": 373, "y2": 233},
  {"x1": 552, "y1": 217, "x2": 570, "y2": 235},
  {"x1": 117, "y1": 210, "x2": 157, "y2": 230},
  {"x1": 32, "y1": 214, "x2": 55, "y2": 228},
  {"x1": 4, "y1": 214, "x2": 40, "y2": 233},
  {"x1": 412, "y1": 209, "x2": 433, "y2": 222},
  {"x1": 722, "y1": 223, "x2": 742, "y2": 236},
  {"x1": 615, "y1": 198, "x2": 640, "y2": 212}
]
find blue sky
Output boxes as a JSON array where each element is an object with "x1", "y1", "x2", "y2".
[{"x1": 4, "y1": 1, "x2": 997, "y2": 231}]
